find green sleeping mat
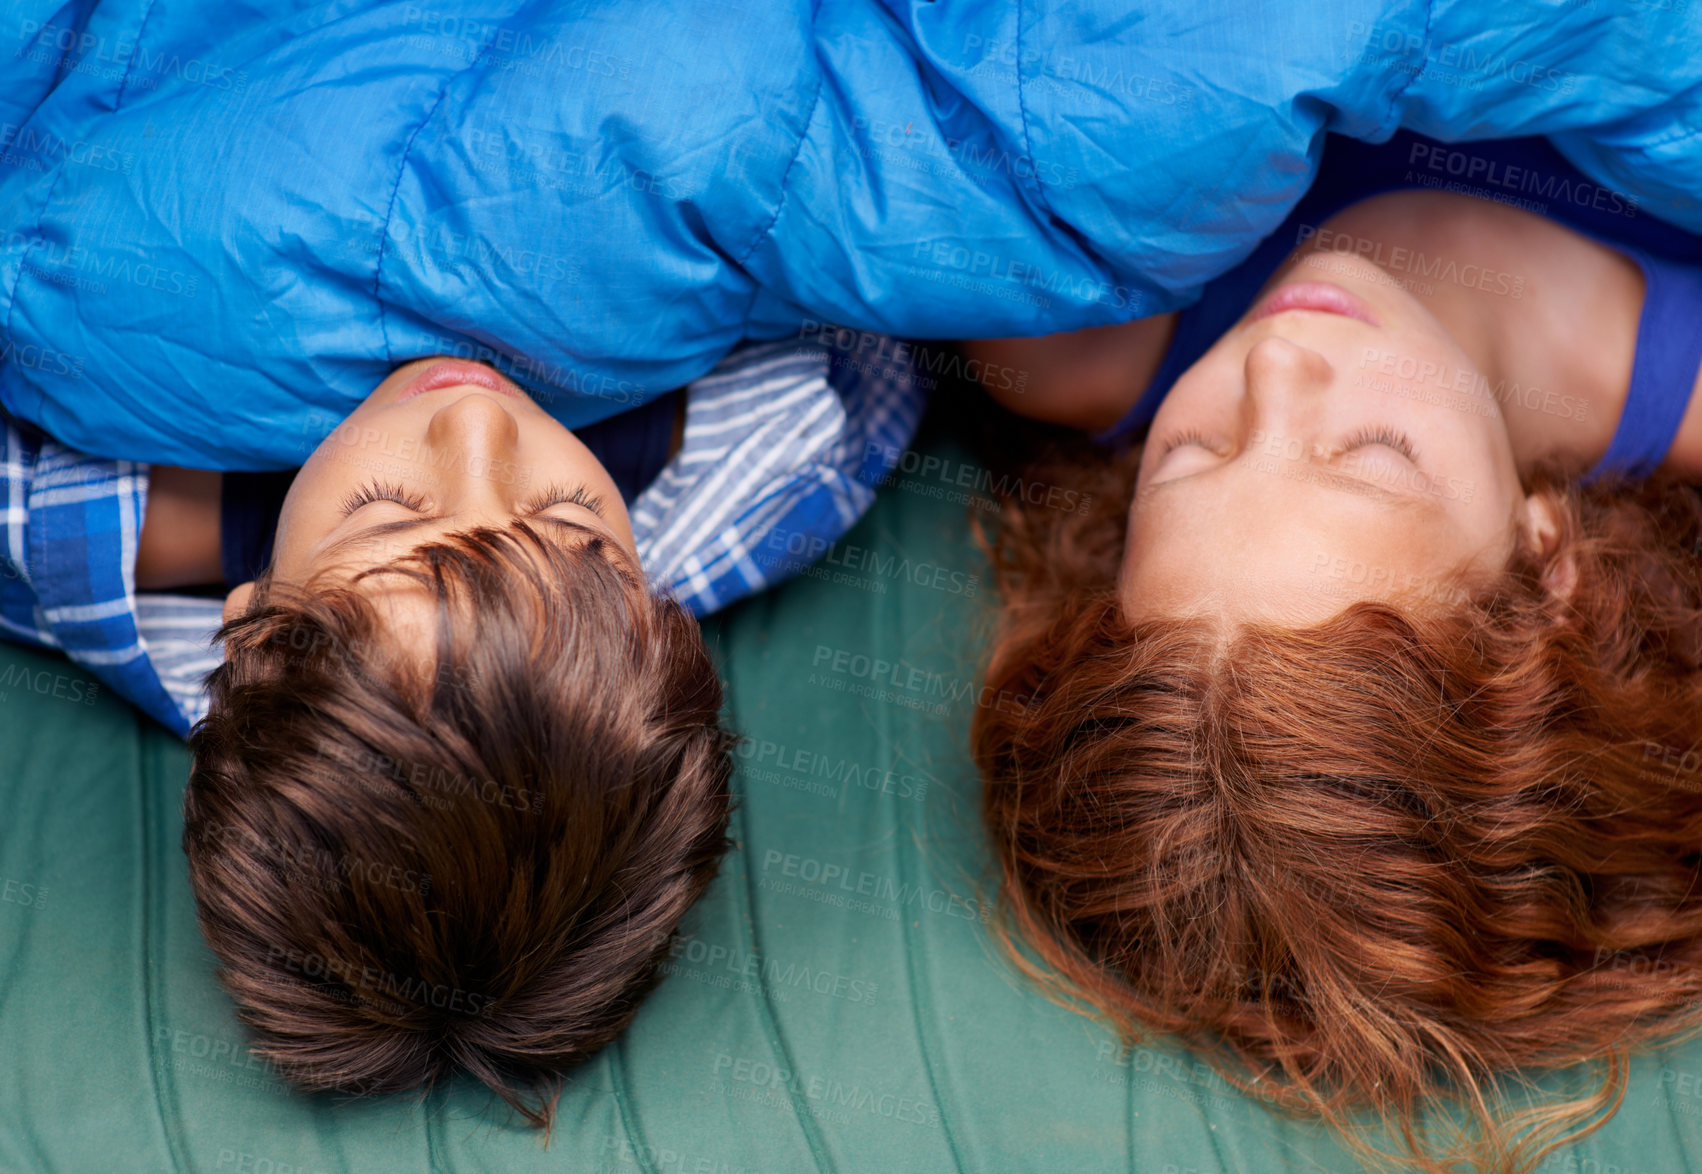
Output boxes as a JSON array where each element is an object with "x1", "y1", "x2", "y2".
[{"x1": 1, "y1": 411, "x2": 1697, "y2": 1174}]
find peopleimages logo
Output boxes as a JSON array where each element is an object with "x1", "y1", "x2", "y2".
[
  {"x1": 18, "y1": 20, "x2": 249, "y2": 92},
  {"x1": 735, "y1": 737, "x2": 931, "y2": 802},
  {"x1": 0, "y1": 339, "x2": 84, "y2": 379},
  {"x1": 1295, "y1": 224, "x2": 1525, "y2": 299},
  {"x1": 759, "y1": 848, "x2": 993, "y2": 924},
  {"x1": 0, "y1": 122, "x2": 133, "y2": 173},
  {"x1": 757, "y1": 526, "x2": 979, "y2": 598},
  {"x1": 0, "y1": 663, "x2": 101, "y2": 704},
  {"x1": 17, "y1": 238, "x2": 200, "y2": 298},
  {"x1": 399, "y1": 7, "x2": 634, "y2": 79},
  {"x1": 864, "y1": 442, "x2": 1093, "y2": 514},
  {"x1": 1347, "y1": 23, "x2": 1577, "y2": 96},
  {"x1": 711, "y1": 1051, "x2": 940, "y2": 1127},
  {"x1": 848, "y1": 113, "x2": 1081, "y2": 190},
  {"x1": 1407, "y1": 142, "x2": 1637, "y2": 218},
  {"x1": 664, "y1": 933, "x2": 879, "y2": 1005},
  {"x1": 1355, "y1": 347, "x2": 1590, "y2": 425},
  {"x1": 809, "y1": 643, "x2": 1032, "y2": 716},
  {"x1": 796, "y1": 320, "x2": 1028, "y2": 394},
  {"x1": 1, "y1": 875, "x2": 48, "y2": 911},
  {"x1": 910, "y1": 239, "x2": 1142, "y2": 311}
]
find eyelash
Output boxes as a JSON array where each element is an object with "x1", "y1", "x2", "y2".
[
  {"x1": 1160, "y1": 426, "x2": 1419, "y2": 462},
  {"x1": 521, "y1": 481, "x2": 606, "y2": 518},
  {"x1": 336, "y1": 480, "x2": 607, "y2": 518},
  {"x1": 1160, "y1": 427, "x2": 1213, "y2": 456},
  {"x1": 1343, "y1": 426, "x2": 1419, "y2": 462},
  {"x1": 338, "y1": 480, "x2": 428, "y2": 516}
]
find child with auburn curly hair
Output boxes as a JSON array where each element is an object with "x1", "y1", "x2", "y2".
[{"x1": 961, "y1": 131, "x2": 1702, "y2": 1174}]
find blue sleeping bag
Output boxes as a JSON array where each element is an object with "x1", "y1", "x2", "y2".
[{"x1": 3, "y1": 0, "x2": 1702, "y2": 469}]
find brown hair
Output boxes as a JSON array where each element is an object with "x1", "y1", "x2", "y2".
[
  {"x1": 184, "y1": 521, "x2": 734, "y2": 1130},
  {"x1": 973, "y1": 435, "x2": 1702, "y2": 1174}
]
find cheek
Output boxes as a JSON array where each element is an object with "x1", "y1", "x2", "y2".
[
  {"x1": 267, "y1": 454, "x2": 357, "y2": 577},
  {"x1": 1427, "y1": 467, "x2": 1523, "y2": 576},
  {"x1": 1430, "y1": 419, "x2": 1521, "y2": 514},
  {"x1": 365, "y1": 365, "x2": 423, "y2": 407},
  {"x1": 1136, "y1": 370, "x2": 1226, "y2": 474},
  {"x1": 265, "y1": 494, "x2": 319, "y2": 581},
  {"x1": 270, "y1": 473, "x2": 316, "y2": 551},
  {"x1": 1133, "y1": 437, "x2": 1159, "y2": 490}
]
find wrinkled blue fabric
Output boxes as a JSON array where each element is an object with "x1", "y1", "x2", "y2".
[{"x1": 3, "y1": 0, "x2": 1701, "y2": 469}]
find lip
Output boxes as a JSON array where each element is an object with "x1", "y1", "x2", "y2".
[
  {"x1": 394, "y1": 359, "x2": 527, "y2": 403},
  {"x1": 1247, "y1": 281, "x2": 1380, "y2": 328}
]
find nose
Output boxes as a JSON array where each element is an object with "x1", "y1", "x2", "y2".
[
  {"x1": 1240, "y1": 336, "x2": 1335, "y2": 457},
  {"x1": 424, "y1": 391, "x2": 523, "y2": 518}
]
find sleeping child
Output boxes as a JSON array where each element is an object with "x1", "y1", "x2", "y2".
[{"x1": 0, "y1": 335, "x2": 923, "y2": 1126}]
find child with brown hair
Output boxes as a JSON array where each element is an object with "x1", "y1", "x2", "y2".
[{"x1": 0, "y1": 338, "x2": 923, "y2": 1125}]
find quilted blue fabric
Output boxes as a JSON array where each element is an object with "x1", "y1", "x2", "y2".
[{"x1": 3, "y1": 0, "x2": 1701, "y2": 469}]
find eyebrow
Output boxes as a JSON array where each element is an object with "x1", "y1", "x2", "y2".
[
  {"x1": 317, "y1": 513, "x2": 604, "y2": 566},
  {"x1": 1136, "y1": 466, "x2": 1427, "y2": 510}
]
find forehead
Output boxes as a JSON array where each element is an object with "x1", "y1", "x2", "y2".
[
  {"x1": 312, "y1": 513, "x2": 608, "y2": 578},
  {"x1": 1134, "y1": 463, "x2": 1426, "y2": 512},
  {"x1": 1120, "y1": 469, "x2": 1472, "y2": 624}
]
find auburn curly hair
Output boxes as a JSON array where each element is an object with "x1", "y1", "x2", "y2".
[{"x1": 973, "y1": 433, "x2": 1702, "y2": 1174}]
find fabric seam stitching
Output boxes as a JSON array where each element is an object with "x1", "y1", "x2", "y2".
[
  {"x1": 1013, "y1": 0, "x2": 1058, "y2": 219},
  {"x1": 1381, "y1": 0, "x2": 1436, "y2": 134},
  {"x1": 737, "y1": 56, "x2": 824, "y2": 269},
  {"x1": 372, "y1": 32, "x2": 502, "y2": 364},
  {"x1": 114, "y1": 0, "x2": 159, "y2": 109}
]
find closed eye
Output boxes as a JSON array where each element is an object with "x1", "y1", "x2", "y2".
[
  {"x1": 1342, "y1": 426, "x2": 1419, "y2": 463},
  {"x1": 338, "y1": 480, "x2": 429, "y2": 517},
  {"x1": 1158, "y1": 427, "x2": 1215, "y2": 457},
  {"x1": 521, "y1": 481, "x2": 606, "y2": 518},
  {"x1": 318, "y1": 480, "x2": 615, "y2": 567},
  {"x1": 1155, "y1": 426, "x2": 1419, "y2": 463},
  {"x1": 336, "y1": 479, "x2": 608, "y2": 520}
]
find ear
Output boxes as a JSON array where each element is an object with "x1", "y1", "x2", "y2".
[
  {"x1": 1520, "y1": 493, "x2": 1576, "y2": 602},
  {"x1": 222, "y1": 580, "x2": 256, "y2": 624}
]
